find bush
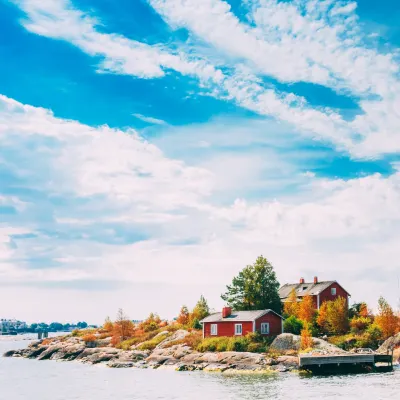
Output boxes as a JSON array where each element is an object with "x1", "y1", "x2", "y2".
[
  {"x1": 350, "y1": 317, "x2": 371, "y2": 334},
  {"x1": 82, "y1": 334, "x2": 97, "y2": 343},
  {"x1": 247, "y1": 342, "x2": 267, "y2": 353},
  {"x1": 164, "y1": 331, "x2": 203, "y2": 349},
  {"x1": 284, "y1": 316, "x2": 303, "y2": 335},
  {"x1": 137, "y1": 333, "x2": 171, "y2": 351},
  {"x1": 191, "y1": 318, "x2": 202, "y2": 330},
  {"x1": 227, "y1": 336, "x2": 250, "y2": 352},
  {"x1": 196, "y1": 337, "x2": 230, "y2": 352}
]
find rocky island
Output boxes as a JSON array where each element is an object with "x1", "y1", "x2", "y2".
[{"x1": 5, "y1": 331, "x2": 384, "y2": 374}]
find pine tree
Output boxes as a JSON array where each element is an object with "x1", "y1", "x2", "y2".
[{"x1": 221, "y1": 255, "x2": 282, "y2": 313}]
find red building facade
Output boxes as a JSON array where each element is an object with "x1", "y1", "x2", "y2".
[
  {"x1": 279, "y1": 277, "x2": 350, "y2": 310},
  {"x1": 201, "y1": 308, "x2": 284, "y2": 338}
]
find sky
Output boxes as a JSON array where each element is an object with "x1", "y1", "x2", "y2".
[{"x1": 1, "y1": 0, "x2": 400, "y2": 324}]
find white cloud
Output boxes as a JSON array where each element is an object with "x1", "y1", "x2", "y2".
[
  {"x1": 2, "y1": 94, "x2": 400, "y2": 313},
  {"x1": 132, "y1": 113, "x2": 166, "y2": 125}
]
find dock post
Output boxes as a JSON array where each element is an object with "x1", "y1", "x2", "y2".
[{"x1": 38, "y1": 332, "x2": 42, "y2": 340}]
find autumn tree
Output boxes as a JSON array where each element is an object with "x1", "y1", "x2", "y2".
[
  {"x1": 177, "y1": 305, "x2": 190, "y2": 326},
  {"x1": 317, "y1": 297, "x2": 349, "y2": 335},
  {"x1": 283, "y1": 288, "x2": 298, "y2": 318},
  {"x1": 298, "y1": 295, "x2": 315, "y2": 324},
  {"x1": 191, "y1": 295, "x2": 210, "y2": 321},
  {"x1": 375, "y1": 296, "x2": 398, "y2": 339},
  {"x1": 112, "y1": 308, "x2": 134, "y2": 344},
  {"x1": 103, "y1": 316, "x2": 113, "y2": 332},
  {"x1": 140, "y1": 313, "x2": 161, "y2": 332},
  {"x1": 316, "y1": 302, "x2": 329, "y2": 333},
  {"x1": 221, "y1": 255, "x2": 282, "y2": 313},
  {"x1": 300, "y1": 323, "x2": 313, "y2": 350}
]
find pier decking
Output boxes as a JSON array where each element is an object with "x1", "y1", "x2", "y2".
[{"x1": 299, "y1": 353, "x2": 393, "y2": 373}]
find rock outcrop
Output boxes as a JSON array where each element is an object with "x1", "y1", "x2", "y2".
[
  {"x1": 3, "y1": 332, "x2": 346, "y2": 373},
  {"x1": 270, "y1": 333, "x2": 346, "y2": 354}
]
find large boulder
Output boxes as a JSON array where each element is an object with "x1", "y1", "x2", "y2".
[
  {"x1": 270, "y1": 333, "x2": 344, "y2": 354},
  {"x1": 270, "y1": 333, "x2": 301, "y2": 352},
  {"x1": 156, "y1": 330, "x2": 190, "y2": 349},
  {"x1": 377, "y1": 333, "x2": 400, "y2": 353}
]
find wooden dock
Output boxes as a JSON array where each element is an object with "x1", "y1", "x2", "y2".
[{"x1": 299, "y1": 353, "x2": 393, "y2": 373}]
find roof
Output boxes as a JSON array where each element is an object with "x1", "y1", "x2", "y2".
[
  {"x1": 279, "y1": 281, "x2": 350, "y2": 300},
  {"x1": 200, "y1": 309, "x2": 283, "y2": 323}
]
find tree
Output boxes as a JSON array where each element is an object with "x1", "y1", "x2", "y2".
[
  {"x1": 316, "y1": 302, "x2": 329, "y2": 333},
  {"x1": 49, "y1": 322, "x2": 64, "y2": 332},
  {"x1": 103, "y1": 317, "x2": 113, "y2": 332},
  {"x1": 77, "y1": 322, "x2": 88, "y2": 329},
  {"x1": 191, "y1": 295, "x2": 210, "y2": 321},
  {"x1": 112, "y1": 308, "x2": 134, "y2": 343},
  {"x1": 300, "y1": 323, "x2": 313, "y2": 350},
  {"x1": 177, "y1": 305, "x2": 190, "y2": 326},
  {"x1": 283, "y1": 288, "x2": 298, "y2": 317},
  {"x1": 375, "y1": 296, "x2": 398, "y2": 339},
  {"x1": 221, "y1": 255, "x2": 282, "y2": 313},
  {"x1": 327, "y1": 297, "x2": 349, "y2": 334},
  {"x1": 284, "y1": 315, "x2": 303, "y2": 334},
  {"x1": 298, "y1": 295, "x2": 315, "y2": 324},
  {"x1": 317, "y1": 297, "x2": 349, "y2": 335}
]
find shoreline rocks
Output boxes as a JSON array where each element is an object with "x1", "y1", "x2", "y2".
[{"x1": 2, "y1": 333, "x2": 349, "y2": 374}]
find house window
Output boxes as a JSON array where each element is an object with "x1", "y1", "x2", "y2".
[
  {"x1": 261, "y1": 323, "x2": 270, "y2": 334},
  {"x1": 235, "y1": 324, "x2": 243, "y2": 335},
  {"x1": 211, "y1": 324, "x2": 218, "y2": 335},
  {"x1": 331, "y1": 287, "x2": 337, "y2": 296}
]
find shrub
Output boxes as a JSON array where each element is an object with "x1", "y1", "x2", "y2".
[
  {"x1": 227, "y1": 336, "x2": 250, "y2": 352},
  {"x1": 191, "y1": 318, "x2": 202, "y2": 330},
  {"x1": 164, "y1": 331, "x2": 203, "y2": 349},
  {"x1": 137, "y1": 333, "x2": 170, "y2": 351},
  {"x1": 284, "y1": 316, "x2": 303, "y2": 335},
  {"x1": 71, "y1": 329, "x2": 80, "y2": 337},
  {"x1": 350, "y1": 317, "x2": 371, "y2": 334},
  {"x1": 196, "y1": 337, "x2": 231, "y2": 352},
  {"x1": 247, "y1": 342, "x2": 267, "y2": 353},
  {"x1": 82, "y1": 334, "x2": 97, "y2": 343}
]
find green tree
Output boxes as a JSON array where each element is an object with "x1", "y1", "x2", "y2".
[
  {"x1": 192, "y1": 295, "x2": 210, "y2": 321},
  {"x1": 284, "y1": 315, "x2": 303, "y2": 334},
  {"x1": 221, "y1": 255, "x2": 282, "y2": 313}
]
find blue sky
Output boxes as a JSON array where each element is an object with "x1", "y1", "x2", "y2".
[{"x1": 1, "y1": 0, "x2": 400, "y2": 323}]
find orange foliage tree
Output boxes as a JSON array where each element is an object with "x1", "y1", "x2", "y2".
[
  {"x1": 298, "y1": 295, "x2": 315, "y2": 324},
  {"x1": 139, "y1": 313, "x2": 161, "y2": 332},
  {"x1": 177, "y1": 305, "x2": 190, "y2": 326},
  {"x1": 103, "y1": 316, "x2": 113, "y2": 332},
  {"x1": 300, "y1": 323, "x2": 313, "y2": 350},
  {"x1": 317, "y1": 297, "x2": 348, "y2": 335},
  {"x1": 283, "y1": 288, "x2": 298, "y2": 318},
  {"x1": 316, "y1": 302, "x2": 329, "y2": 332},
  {"x1": 375, "y1": 296, "x2": 399, "y2": 339},
  {"x1": 112, "y1": 308, "x2": 135, "y2": 345}
]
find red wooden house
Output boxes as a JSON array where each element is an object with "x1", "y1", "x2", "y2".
[
  {"x1": 200, "y1": 307, "x2": 284, "y2": 338},
  {"x1": 279, "y1": 276, "x2": 351, "y2": 310}
]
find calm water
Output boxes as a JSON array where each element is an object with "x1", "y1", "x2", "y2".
[{"x1": 0, "y1": 338, "x2": 398, "y2": 400}]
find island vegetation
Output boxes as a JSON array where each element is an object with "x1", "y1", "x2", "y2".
[
  {"x1": 67, "y1": 255, "x2": 400, "y2": 355},
  {"x1": 4, "y1": 256, "x2": 400, "y2": 373}
]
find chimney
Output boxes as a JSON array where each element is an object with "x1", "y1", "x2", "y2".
[
  {"x1": 300, "y1": 277, "x2": 305, "y2": 284},
  {"x1": 222, "y1": 307, "x2": 232, "y2": 318},
  {"x1": 314, "y1": 276, "x2": 318, "y2": 284}
]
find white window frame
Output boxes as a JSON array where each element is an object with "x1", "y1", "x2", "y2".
[
  {"x1": 210, "y1": 324, "x2": 218, "y2": 336},
  {"x1": 261, "y1": 322, "x2": 270, "y2": 334},
  {"x1": 235, "y1": 324, "x2": 243, "y2": 335},
  {"x1": 331, "y1": 287, "x2": 337, "y2": 296}
]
